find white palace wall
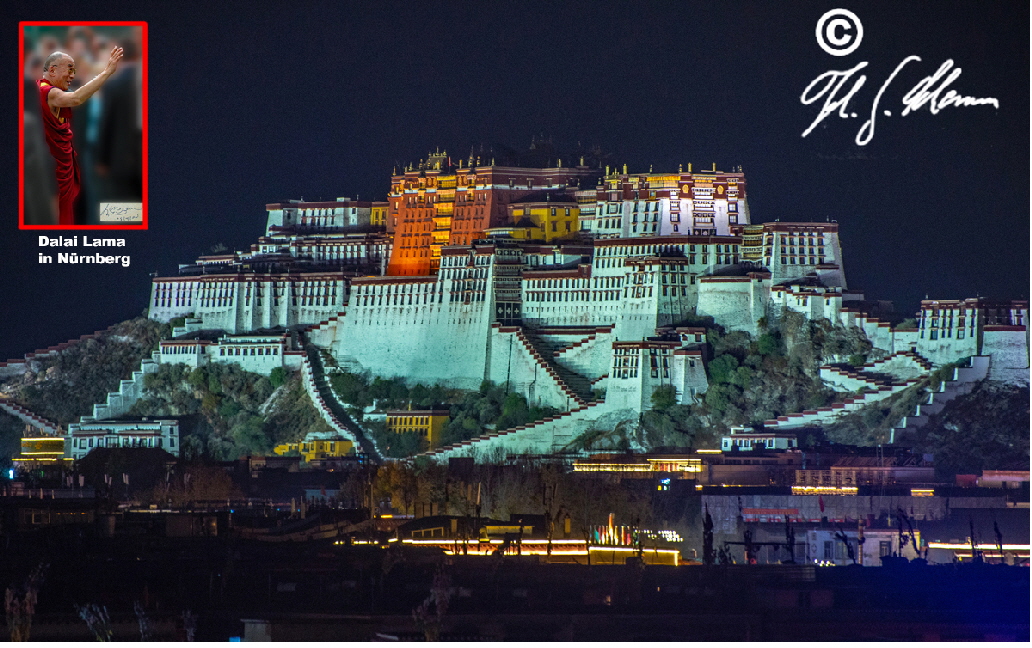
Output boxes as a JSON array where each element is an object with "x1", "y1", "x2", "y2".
[
  {"x1": 485, "y1": 327, "x2": 579, "y2": 410},
  {"x1": 696, "y1": 274, "x2": 769, "y2": 337},
  {"x1": 982, "y1": 327, "x2": 1030, "y2": 384},
  {"x1": 149, "y1": 273, "x2": 349, "y2": 334},
  {"x1": 550, "y1": 328, "x2": 614, "y2": 380},
  {"x1": 332, "y1": 252, "x2": 495, "y2": 390}
]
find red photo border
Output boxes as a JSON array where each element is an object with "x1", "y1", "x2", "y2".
[{"x1": 19, "y1": 21, "x2": 149, "y2": 230}]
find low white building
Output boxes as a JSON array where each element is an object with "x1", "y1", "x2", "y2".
[
  {"x1": 805, "y1": 528, "x2": 921, "y2": 566},
  {"x1": 721, "y1": 428, "x2": 799, "y2": 452},
  {"x1": 67, "y1": 419, "x2": 180, "y2": 460},
  {"x1": 157, "y1": 333, "x2": 302, "y2": 374}
]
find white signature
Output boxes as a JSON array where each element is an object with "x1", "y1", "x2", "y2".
[{"x1": 801, "y1": 57, "x2": 999, "y2": 146}]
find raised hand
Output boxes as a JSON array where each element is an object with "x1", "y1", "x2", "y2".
[{"x1": 104, "y1": 46, "x2": 124, "y2": 75}]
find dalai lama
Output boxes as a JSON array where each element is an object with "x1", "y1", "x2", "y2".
[{"x1": 37, "y1": 46, "x2": 123, "y2": 226}]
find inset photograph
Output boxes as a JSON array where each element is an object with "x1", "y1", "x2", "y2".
[{"x1": 20, "y1": 22, "x2": 148, "y2": 229}]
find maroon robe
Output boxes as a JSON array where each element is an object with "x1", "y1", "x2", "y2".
[{"x1": 37, "y1": 79, "x2": 80, "y2": 226}]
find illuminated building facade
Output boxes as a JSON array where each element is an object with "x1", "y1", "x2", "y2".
[
  {"x1": 484, "y1": 194, "x2": 580, "y2": 242},
  {"x1": 385, "y1": 409, "x2": 450, "y2": 449},
  {"x1": 12, "y1": 434, "x2": 69, "y2": 468},
  {"x1": 67, "y1": 419, "x2": 180, "y2": 460},
  {"x1": 385, "y1": 151, "x2": 600, "y2": 276},
  {"x1": 273, "y1": 436, "x2": 354, "y2": 462},
  {"x1": 138, "y1": 152, "x2": 1028, "y2": 461},
  {"x1": 794, "y1": 456, "x2": 936, "y2": 488},
  {"x1": 576, "y1": 164, "x2": 748, "y2": 238}
]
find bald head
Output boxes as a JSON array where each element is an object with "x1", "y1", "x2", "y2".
[
  {"x1": 43, "y1": 51, "x2": 71, "y2": 73},
  {"x1": 42, "y1": 52, "x2": 75, "y2": 90}
]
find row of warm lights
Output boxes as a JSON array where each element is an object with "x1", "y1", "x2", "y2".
[
  {"x1": 439, "y1": 546, "x2": 681, "y2": 562},
  {"x1": 572, "y1": 463, "x2": 652, "y2": 472},
  {"x1": 573, "y1": 460, "x2": 704, "y2": 473},
  {"x1": 926, "y1": 542, "x2": 1030, "y2": 551},
  {"x1": 910, "y1": 489, "x2": 935, "y2": 497},
  {"x1": 790, "y1": 486, "x2": 859, "y2": 495},
  {"x1": 406, "y1": 538, "x2": 585, "y2": 546}
]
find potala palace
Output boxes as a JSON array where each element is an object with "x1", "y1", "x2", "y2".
[{"x1": 133, "y1": 153, "x2": 1030, "y2": 461}]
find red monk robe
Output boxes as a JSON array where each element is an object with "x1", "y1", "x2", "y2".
[{"x1": 37, "y1": 79, "x2": 80, "y2": 226}]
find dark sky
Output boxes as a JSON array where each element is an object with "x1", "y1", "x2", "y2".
[{"x1": 2, "y1": 0, "x2": 1028, "y2": 361}]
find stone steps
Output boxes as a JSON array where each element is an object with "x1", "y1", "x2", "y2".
[
  {"x1": 0, "y1": 398, "x2": 60, "y2": 434},
  {"x1": 0, "y1": 326, "x2": 117, "y2": 377},
  {"x1": 762, "y1": 380, "x2": 919, "y2": 430},
  {"x1": 520, "y1": 331, "x2": 596, "y2": 405},
  {"x1": 419, "y1": 400, "x2": 611, "y2": 460},
  {"x1": 889, "y1": 355, "x2": 990, "y2": 443},
  {"x1": 301, "y1": 341, "x2": 381, "y2": 462}
]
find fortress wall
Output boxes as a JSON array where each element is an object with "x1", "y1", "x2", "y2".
[
  {"x1": 852, "y1": 316, "x2": 894, "y2": 355},
  {"x1": 656, "y1": 281, "x2": 698, "y2": 327},
  {"x1": 335, "y1": 299, "x2": 491, "y2": 390},
  {"x1": 670, "y1": 350, "x2": 708, "y2": 403},
  {"x1": 486, "y1": 328, "x2": 578, "y2": 410},
  {"x1": 150, "y1": 275, "x2": 349, "y2": 334},
  {"x1": 524, "y1": 302, "x2": 623, "y2": 328},
  {"x1": 552, "y1": 329, "x2": 614, "y2": 380},
  {"x1": 697, "y1": 276, "x2": 766, "y2": 336},
  {"x1": 611, "y1": 272, "x2": 660, "y2": 342},
  {"x1": 912, "y1": 331, "x2": 979, "y2": 366},
  {"x1": 891, "y1": 329, "x2": 920, "y2": 354},
  {"x1": 521, "y1": 270, "x2": 621, "y2": 329},
  {"x1": 604, "y1": 342, "x2": 681, "y2": 412},
  {"x1": 334, "y1": 267, "x2": 493, "y2": 390},
  {"x1": 149, "y1": 279, "x2": 199, "y2": 322},
  {"x1": 424, "y1": 401, "x2": 632, "y2": 461},
  {"x1": 982, "y1": 327, "x2": 1030, "y2": 384}
]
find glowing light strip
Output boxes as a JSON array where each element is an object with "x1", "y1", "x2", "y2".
[
  {"x1": 950, "y1": 553, "x2": 1028, "y2": 559},
  {"x1": 442, "y1": 549, "x2": 590, "y2": 556},
  {"x1": 927, "y1": 542, "x2": 1029, "y2": 551},
  {"x1": 791, "y1": 486, "x2": 859, "y2": 495},
  {"x1": 588, "y1": 546, "x2": 679, "y2": 555},
  {"x1": 404, "y1": 538, "x2": 584, "y2": 545}
]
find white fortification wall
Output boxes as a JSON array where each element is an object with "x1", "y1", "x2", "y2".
[
  {"x1": 149, "y1": 274, "x2": 349, "y2": 334},
  {"x1": 550, "y1": 328, "x2": 614, "y2": 380},
  {"x1": 696, "y1": 275, "x2": 768, "y2": 337},
  {"x1": 982, "y1": 327, "x2": 1030, "y2": 384},
  {"x1": 485, "y1": 327, "x2": 579, "y2": 410}
]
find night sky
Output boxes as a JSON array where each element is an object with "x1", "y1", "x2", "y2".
[{"x1": 2, "y1": 0, "x2": 1028, "y2": 361}]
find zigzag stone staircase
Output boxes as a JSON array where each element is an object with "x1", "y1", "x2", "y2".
[
  {"x1": 761, "y1": 381, "x2": 920, "y2": 430},
  {"x1": 764, "y1": 351, "x2": 940, "y2": 431},
  {"x1": 419, "y1": 400, "x2": 614, "y2": 461},
  {"x1": 0, "y1": 399, "x2": 60, "y2": 434},
  {"x1": 889, "y1": 356, "x2": 990, "y2": 443},
  {"x1": 300, "y1": 340, "x2": 382, "y2": 462},
  {"x1": 518, "y1": 330, "x2": 596, "y2": 406},
  {"x1": 820, "y1": 351, "x2": 934, "y2": 393},
  {"x1": 0, "y1": 326, "x2": 116, "y2": 378},
  {"x1": 83, "y1": 352, "x2": 162, "y2": 421},
  {"x1": 301, "y1": 310, "x2": 347, "y2": 348}
]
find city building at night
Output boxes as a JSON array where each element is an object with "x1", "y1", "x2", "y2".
[{"x1": 132, "y1": 155, "x2": 1030, "y2": 462}]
